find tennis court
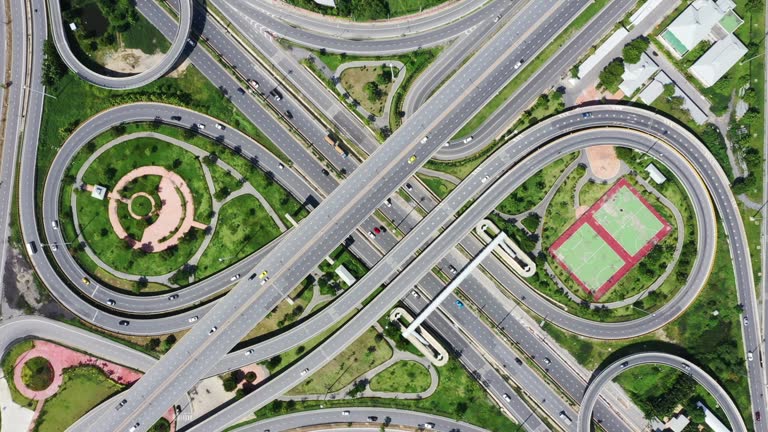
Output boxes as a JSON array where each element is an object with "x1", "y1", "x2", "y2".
[
  {"x1": 552, "y1": 223, "x2": 625, "y2": 292},
  {"x1": 594, "y1": 185, "x2": 665, "y2": 256}
]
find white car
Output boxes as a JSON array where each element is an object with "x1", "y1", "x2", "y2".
[
  {"x1": 230, "y1": 274, "x2": 240, "y2": 281},
  {"x1": 481, "y1": 175, "x2": 489, "y2": 183},
  {"x1": 215, "y1": 123, "x2": 224, "y2": 130},
  {"x1": 106, "y1": 299, "x2": 116, "y2": 306},
  {"x1": 51, "y1": 220, "x2": 58, "y2": 230},
  {"x1": 300, "y1": 368, "x2": 309, "y2": 376},
  {"x1": 384, "y1": 198, "x2": 391, "y2": 207},
  {"x1": 502, "y1": 393, "x2": 511, "y2": 402},
  {"x1": 368, "y1": 231, "x2": 376, "y2": 239},
  {"x1": 463, "y1": 136, "x2": 473, "y2": 143},
  {"x1": 197, "y1": 123, "x2": 205, "y2": 130},
  {"x1": 411, "y1": 290, "x2": 420, "y2": 298},
  {"x1": 424, "y1": 423, "x2": 435, "y2": 429},
  {"x1": 744, "y1": 317, "x2": 749, "y2": 326},
  {"x1": 341, "y1": 411, "x2": 350, "y2": 416},
  {"x1": 420, "y1": 136, "x2": 429, "y2": 144},
  {"x1": 208, "y1": 326, "x2": 217, "y2": 335},
  {"x1": 50, "y1": 244, "x2": 58, "y2": 251},
  {"x1": 188, "y1": 316, "x2": 198, "y2": 323},
  {"x1": 245, "y1": 349, "x2": 254, "y2": 356},
  {"x1": 278, "y1": 163, "x2": 284, "y2": 170}
]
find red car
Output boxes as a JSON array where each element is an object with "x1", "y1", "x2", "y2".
[{"x1": 373, "y1": 227, "x2": 381, "y2": 235}]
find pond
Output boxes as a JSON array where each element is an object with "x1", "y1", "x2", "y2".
[{"x1": 79, "y1": 2, "x2": 108, "y2": 36}]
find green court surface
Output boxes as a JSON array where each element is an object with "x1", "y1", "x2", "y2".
[
  {"x1": 594, "y1": 187, "x2": 664, "y2": 256},
  {"x1": 553, "y1": 223, "x2": 625, "y2": 291},
  {"x1": 719, "y1": 10, "x2": 743, "y2": 33}
]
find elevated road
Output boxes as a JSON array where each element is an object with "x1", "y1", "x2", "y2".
[
  {"x1": 46, "y1": 0, "x2": 192, "y2": 89},
  {"x1": 577, "y1": 353, "x2": 747, "y2": 432}
]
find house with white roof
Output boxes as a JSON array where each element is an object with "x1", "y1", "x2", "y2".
[
  {"x1": 689, "y1": 34, "x2": 748, "y2": 87},
  {"x1": 619, "y1": 53, "x2": 659, "y2": 96},
  {"x1": 660, "y1": 0, "x2": 740, "y2": 57}
]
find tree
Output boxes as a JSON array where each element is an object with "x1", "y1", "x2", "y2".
[
  {"x1": 598, "y1": 58, "x2": 625, "y2": 91},
  {"x1": 222, "y1": 376, "x2": 237, "y2": 392},
  {"x1": 42, "y1": 38, "x2": 67, "y2": 86},
  {"x1": 622, "y1": 37, "x2": 650, "y2": 64}
]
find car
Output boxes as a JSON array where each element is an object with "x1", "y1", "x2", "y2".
[
  {"x1": 444, "y1": 141, "x2": 450, "y2": 147},
  {"x1": 543, "y1": 357, "x2": 551, "y2": 365},
  {"x1": 321, "y1": 169, "x2": 329, "y2": 176},
  {"x1": 197, "y1": 123, "x2": 205, "y2": 130},
  {"x1": 248, "y1": 79, "x2": 259, "y2": 89},
  {"x1": 749, "y1": 351, "x2": 754, "y2": 361},
  {"x1": 245, "y1": 349, "x2": 254, "y2": 356},
  {"x1": 249, "y1": 273, "x2": 258, "y2": 280},
  {"x1": 493, "y1": 15, "x2": 500, "y2": 22},
  {"x1": 341, "y1": 411, "x2": 350, "y2": 416},
  {"x1": 186, "y1": 38, "x2": 195, "y2": 46},
  {"x1": 278, "y1": 163, "x2": 284, "y2": 170},
  {"x1": 514, "y1": 357, "x2": 523, "y2": 365},
  {"x1": 384, "y1": 198, "x2": 391, "y2": 207},
  {"x1": 237, "y1": 87, "x2": 245, "y2": 95},
  {"x1": 215, "y1": 123, "x2": 224, "y2": 130},
  {"x1": 50, "y1": 243, "x2": 58, "y2": 251},
  {"x1": 300, "y1": 368, "x2": 309, "y2": 376},
  {"x1": 514, "y1": 60, "x2": 523, "y2": 69},
  {"x1": 82, "y1": 277, "x2": 90, "y2": 285},
  {"x1": 411, "y1": 289, "x2": 420, "y2": 298},
  {"x1": 230, "y1": 274, "x2": 240, "y2": 281},
  {"x1": 502, "y1": 393, "x2": 511, "y2": 402},
  {"x1": 463, "y1": 136, "x2": 473, "y2": 144},
  {"x1": 168, "y1": 294, "x2": 179, "y2": 301},
  {"x1": 448, "y1": 265, "x2": 457, "y2": 274},
  {"x1": 424, "y1": 423, "x2": 435, "y2": 429},
  {"x1": 119, "y1": 320, "x2": 130, "y2": 326},
  {"x1": 405, "y1": 183, "x2": 413, "y2": 192},
  {"x1": 116, "y1": 399, "x2": 127, "y2": 409},
  {"x1": 174, "y1": 405, "x2": 182, "y2": 415},
  {"x1": 171, "y1": 116, "x2": 182, "y2": 121},
  {"x1": 285, "y1": 110, "x2": 293, "y2": 119},
  {"x1": 455, "y1": 300, "x2": 464, "y2": 308},
  {"x1": 188, "y1": 316, "x2": 198, "y2": 323},
  {"x1": 582, "y1": 112, "x2": 593, "y2": 119},
  {"x1": 757, "y1": 411, "x2": 761, "y2": 422},
  {"x1": 261, "y1": 276, "x2": 269, "y2": 285},
  {"x1": 208, "y1": 326, "x2": 218, "y2": 335},
  {"x1": 481, "y1": 175, "x2": 489, "y2": 183},
  {"x1": 368, "y1": 231, "x2": 376, "y2": 239},
  {"x1": 106, "y1": 299, "x2": 116, "y2": 306},
  {"x1": 620, "y1": 361, "x2": 629, "y2": 368},
  {"x1": 744, "y1": 316, "x2": 749, "y2": 326},
  {"x1": 682, "y1": 363, "x2": 691, "y2": 371},
  {"x1": 259, "y1": 271, "x2": 268, "y2": 279},
  {"x1": 408, "y1": 155, "x2": 417, "y2": 164},
  {"x1": 270, "y1": 89, "x2": 283, "y2": 101},
  {"x1": 420, "y1": 136, "x2": 429, "y2": 144},
  {"x1": 367, "y1": 416, "x2": 378, "y2": 421},
  {"x1": 51, "y1": 220, "x2": 58, "y2": 230},
  {"x1": 373, "y1": 227, "x2": 381, "y2": 235}
]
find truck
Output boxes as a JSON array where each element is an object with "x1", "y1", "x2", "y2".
[
  {"x1": 559, "y1": 411, "x2": 572, "y2": 425},
  {"x1": 325, "y1": 134, "x2": 348, "y2": 158},
  {"x1": 26, "y1": 241, "x2": 37, "y2": 255}
]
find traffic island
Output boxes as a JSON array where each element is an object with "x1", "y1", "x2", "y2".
[{"x1": 389, "y1": 307, "x2": 448, "y2": 367}]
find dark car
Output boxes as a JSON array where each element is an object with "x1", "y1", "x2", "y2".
[
  {"x1": 119, "y1": 320, "x2": 130, "y2": 326},
  {"x1": 367, "y1": 416, "x2": 378, "y2": 422},
  {"x1": 237, "y1": 87, "x2": 245, "y2": 95},
  {"x1": 515, "y1": 357, "x2": 523, "y2": 366},
  {"x1": 285, "y1": 110, "x2": 293, "y2": 119},
  {"x1": 170, "y1": 116, "x2": 182, "y2": 121},
  {"x1": 321, "y1": 169, "x2": 329, "y2": 176}
]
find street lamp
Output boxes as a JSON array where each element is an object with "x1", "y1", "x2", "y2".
[
  {"x1": 218, "y1": 255, "x2": 236, "y2": 262},
  {"x1": 749, "y1": 199, "x2": 768, "y2": 221},
  {"x1": 632, "y1": 305, "x2": 656, "y2": 317}
]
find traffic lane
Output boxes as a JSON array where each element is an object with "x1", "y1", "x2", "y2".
[
  {"x1": 577, "y1": 353, "x2": 747, "y2": 432},
  {"x1": 404, "y1": 289, "x2": 580, "y2": 431},
  {"x1": 229, "y1": 407, "x2": 491, "y2": 432},
  {"x1": 435, "y1": 0, "x2": 636, "y2": 160}
]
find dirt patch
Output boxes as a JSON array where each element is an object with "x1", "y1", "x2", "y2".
[
  {"x1": 574, "y1": 85, "x2": 626, "y2": 104},
  {"x1": 575, "y1": 205, "x2": 589, "y2": 218},
  {"x1": 585, "y1": 145, "x2": 620, "y2": 180},
  {"x1": 1, "y1": 246, "x2": 72, "y2": 320},
  {"x1": 101, "y1": 48, "x2": 190, "y2": 76},
  {"x1": 340, "y1": 65, "x2": 394, "y2": 116}
]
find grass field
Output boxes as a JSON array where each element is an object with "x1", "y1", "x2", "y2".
[
  {"x1": 552, "y1": 223, "x2": 625, "y2": 291},
  {"x1": 496, "y1": 152, "x2": 578, "y2": 215},
  {"x1": 416, "y1": 174, "x2": 456, "y2": 200},
  {"x1": 248, "y1": 358, "x2": 518, "y2": 432},
  {"x1": 33, "y1": 366, "x2": 123, "y2": 432},
  {"x1": 2, "y1": 342, "x2": 37, "y2": 409},
  {"x1": 195, "y1": 194, "x2": 281, "y2": 278},
  {"x1": 594, "y1": 186, "x2": 665, "y2": 255},
  {"x1": 340, "y1": 65, "x2": 395, "y2": 116},
  {"x1": 369, "y1": 361, "x2": 431, "y2": 393},
  {"x1": 287, "y1": 328, "x2": 392, "y2": 395},
  {"x1": 22, "y1": 357, "x2": 54, "y2": 391}
]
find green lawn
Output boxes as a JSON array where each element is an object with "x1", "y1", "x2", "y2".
[
  {"x1": 369, "y1": 361, "x2": 432, "y2": 393},
  {"x1": 208, "y1": 163, "x2": 244, "y2": 200},
  {"x1": 416, "y1": 174, "x2": 455, "y2": 200},
  {"x1": 196, "y1": 194, "x2": 282, "y2": 278},
  {"x1": 282, "y1": 0, "x2": 450, "y2": 20},
  {"x1": 64, "y1": 137, "x2": 211, "y2": 276},
  {"x1": 33, "y1": 366, "x2": 124, "y2": 432},
  {"x1": 22, "y1": 357, "x2": 54, "y2": 391},
  {"x1": 340, "y1": 65, "x2": 395, "y2": 117},
  {"x1": 120, "y1": 15, "x2": 170, "y2": 54},
  {"x1": 248, "y1": 358, "x2": 518, "y2": 432},
  {"x1": 453, "y1": 0, "x2": 610, "y2": 138},
  {"x1": 496, "y1": 151, "x2": 578, "y2": 215},
  {"x1": 542, "y1": 165, "x2": 586, "y2": 247},
  {"x1": 287, "y1": 328, "x2": 392, "y2": 395},
  {"x1": 2, "y1": 340, "x2": 37, "y2": 409},
  {"x1": 520, "y1": 213, "x2": 541, "y2": 232}
]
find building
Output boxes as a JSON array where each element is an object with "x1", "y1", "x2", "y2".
[
  {"x1": 696, "y1": 401, "x2": 730, "y2": 432},
  {"x1": 335, "y1": 265, "x2": 357, "y2": 286},
  {"x1": 636, "y1": 71, "x2": 709, "y2": 125},
  {"x1": 660, "y1": 0, "x2": 740, "y2": 57},
  {"x1": 313, "y1": 0, "x2": 336, "y2": 7},
  {"x1": 577, "y1": 28, "x2": 629, "y2": 78},
  {"x1": 689, "y1": 34, "x2": 748, "y2": 87},
  {"x1": 619, "y1": 53, "x2": 659, "y2": 96},
  {"x1": 645, "y1": 163, "x2": 667, "y2": 184},
  {"x1": 91, "y1": 185, "x2": 107, "y2": 200}
]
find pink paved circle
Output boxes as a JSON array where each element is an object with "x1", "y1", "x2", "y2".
[{"x1": 107, "y1": 166, "x2": 207, "y2": 252}]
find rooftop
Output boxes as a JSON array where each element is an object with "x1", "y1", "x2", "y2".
[
  {"x1": 689, "y1": 33, "x2": 748, "y2": 87},
  {"x1": 619, "y1": 53, "x2": 659, "y2": 96},
  {"x1": 662, "y1": 0, "x2": 737, "y2": 55}
]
